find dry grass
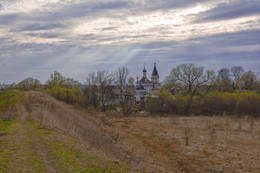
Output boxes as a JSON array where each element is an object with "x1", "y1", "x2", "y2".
[{"x1": 100, "y1": 115, "x2": 260, "y2": 172}]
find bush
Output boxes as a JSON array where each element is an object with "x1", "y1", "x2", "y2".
[
  {"x1": 146, "y1": 88, "x2": 177, "y2": 115},
  {"x1": 146, "y1": 90, "x2": 260, "y2": 117},
  {"x1": 46, "y1": 87, "x2": 85, "y2": 105},
  {"x1": 200, "y1": 91, "x2": 260, "y2": 117}
]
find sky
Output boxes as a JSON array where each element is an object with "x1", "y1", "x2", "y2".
[{"x1": 0, "y1": 0, "x2": 260, "y2": 84}]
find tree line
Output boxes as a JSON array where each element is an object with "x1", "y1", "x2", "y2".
[
  {"x1": 150, "y1": 64, "x2": 260, "y2": 117},
  {"x1": 11, "y1": 64, "x2": 260, "y2": 117},
  {"x1": 14, "y1": 67, "x2": 134, "y2": 115}
]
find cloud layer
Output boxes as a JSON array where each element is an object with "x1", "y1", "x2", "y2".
[{"x1": 0, "y1": 0, "x2": 259, "y2": 83}]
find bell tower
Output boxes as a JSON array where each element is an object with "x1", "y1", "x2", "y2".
[
  {"x1": 151, "y1": 62, "x2": 159, "y2": 88},
  {"x1": 143, "y1": 63, "x2": 147, "y2": 79}
]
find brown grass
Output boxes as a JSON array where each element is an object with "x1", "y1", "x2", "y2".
[{"x1": 99, "y1": 115, "x2": 260, "y2": 172}]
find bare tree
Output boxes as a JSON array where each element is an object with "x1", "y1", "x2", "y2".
[
  {"x1": 216, "y1": 68, "x2": 233, "y2": 91},
  {"x1": 115, "y1": 67, "x2": 131, "y2": 116},
  {"x1": 218, "y1": 68, "x2": 231, "y2": 81},
  {"x1": 63, "y1": 78, "x2": 82, "y2": 89},
  {"x1": 85, "y1": 71, "x2": 113, "y2": 111},
  {"x1": 96, "y1": 70, "x2": 114, "y2": 111},
  {"x1": 239, "y1": 70, "x2": 258, "y2": 90},
  {"x1": 85, "y1": 72, "x2": 99, "y2": 109},
  {"x1": 231, "y1": 66, "x2": 244, "y2": 82},
  {"x1": 167, "y1": 63, "x2": 215, "y2": 114},
  {"x1": 230, "y1": 66, "x2": 244, "y2": 90},
  {"x1": 127, "y1": 77, "x2": 135, "y2": 86}
]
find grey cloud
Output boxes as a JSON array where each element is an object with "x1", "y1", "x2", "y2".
[
  {"x1": 101, "y1": 27, "x2": 118, "y2": 31},
  {"x1": 189, "y1": 30, "x2": 260, "y2": 47},
  {"x1": 194, "y1": 1, "x2": 260, "y2": 23},
  {"x1": 141, "y1": 0, "x2": 205, "y2": 11},
  {"x1": 28, "y1": 32, "x2": 62, "y2": 38},
  {"x1": 47, "y1": 1, "x2": 131, "y2": 20},
  {"x1": 14, "y1": 23, "x2": 65, "y2": 31},
  {"x1": 0, "y1": 14, "x2": 22, "y2": 25}
]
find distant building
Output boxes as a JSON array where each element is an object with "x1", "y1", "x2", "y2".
[
  {"x1": 0, "y1": 83, "x2": 16, "y2": 90},
  {"x1": 135, "y1": 62, "x2": 160, "y2": 103}
]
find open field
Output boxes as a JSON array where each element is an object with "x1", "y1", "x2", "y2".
[{"x1": 0, "y1": 91, "x2": 259, "y2": 172}]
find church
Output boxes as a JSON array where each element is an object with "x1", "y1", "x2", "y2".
[{"x1": 135, "y1": 62, "x2": 160, "y2": 103}]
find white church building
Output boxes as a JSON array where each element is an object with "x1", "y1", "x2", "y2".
[{"x1": 135, "y1": 62, "x2": 160, "y2": 103}]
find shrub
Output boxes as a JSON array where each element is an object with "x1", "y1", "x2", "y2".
[
  {"x1": 45, "y1": 87, "x2": 85, "y2": 105},
  {"x1": 146, "y1": 90, "x2": 260, "y2": 117}
]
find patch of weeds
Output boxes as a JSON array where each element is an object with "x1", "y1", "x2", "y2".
[
  {"x1": 34, "y1": 124, "x2": 53, "y2": 135},
  {"x1": 0, "y1": 145, "x2": 13, "y2": 173},
  {"x1": 26, "y1": 119, "x2": 36, "y2": 125},
  {"x1": 177, "y1": 160, "x2": 198, "y2": 173},
  {"x1": 48, "y1": 140, "x2": 129, "y2": 173},
  {"x1": 0, "y1": 91, "x2": 21, "y2": 113},
  {"x1": 0, "y1": 119, "x2": 14, "y2": 134},
  {"x1": 38, "y1": 126, "x2": 46, "y2": 130},
  {"x1": 78, "y1": 167, "x2": 104, "y2": 173},
  {"x1": 43, "y1": 131, "x2": 53, "y2": 135},
  {"x1": 0, "y1": 119, "x2": 14, "y2": 172}
]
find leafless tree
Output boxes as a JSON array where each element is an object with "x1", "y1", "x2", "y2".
[
  {"x1": 230, "y1": 66, "x2": 245, "y2": 89},
  {"x1": 85, "y1": 71, "x2": 113, "y2": 111},
  {"x1": 231, "y1": 66, "x2": 244, "y2": 83},
  {"x1": 85, "y1": 72, "x2": 99, "y2": 109},
  {"x1": 128, "y1": 77, "x2": 135, "y2": 86},
  {"x1": 239, "y1": 70, "x2": 258, "y2": 90},
  {"x1": 167, "y1": 63, "x2": 215, "y2": 114},
  {"x1": 216, "y1": 68, "x2": 233, "y2": 91},
  {"x1": 218, "y1": 68, "x2": 231, "y2": 81},
  {"x1": 96, "y1": 70, "x2": 114, "y2": 111},
  {"x1": 115, "y1": 67, "x2": 131, "y2": 116},
  {"x1": 63, "y1": 78, "x2": 82, "y2": 89}
]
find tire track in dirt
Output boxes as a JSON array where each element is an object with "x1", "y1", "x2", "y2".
[
  {"x1": 16, "y1": 101, "x2": 61, "y2": 173},
  {"x1": 24, "y1": 123, "x2": 60, "y2": 173}
]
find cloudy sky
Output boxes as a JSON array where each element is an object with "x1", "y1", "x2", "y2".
[{"x1": 0, "y1": 0, "x2": 260, "y2": 84}]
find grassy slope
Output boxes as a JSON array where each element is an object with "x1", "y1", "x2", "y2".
[
  {"x1": 0, "y1": 91, "x2": 132, "y2": 173},
  {"x1": 0, "y1": 119, "x2": 131, "y2": 173}
]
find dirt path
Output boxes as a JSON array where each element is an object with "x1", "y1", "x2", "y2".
[
  {"x1": 14, "y1": 102, "x2": 61, "y2": 173},
  {"x1": 24, "y1": 123, "x2": 60, "y2": 173}
]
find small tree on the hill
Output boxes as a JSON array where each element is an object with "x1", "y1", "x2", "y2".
[
  {"x1": 17, "y1": 77, "x2": 42, "y2": 90},
  {"x1": 47, "y1": 71, "x2": 65, "y2": 89}
]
